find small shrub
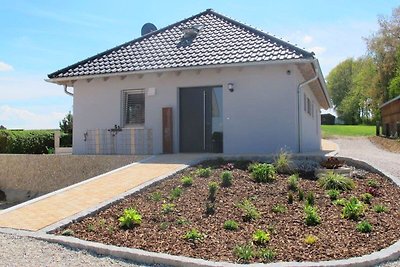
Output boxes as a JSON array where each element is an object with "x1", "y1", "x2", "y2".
[
  {"x1": 252, "y1": 229, "x2": 270, "y2": 245},
  {"x1": 223, "y1": 220, "x2": 239, "y2": 231},
  {"x1": 288, "y1": 192, "x2": 294, "y2": 204},
  {"x1": 288, "y1": 174, "x2": 299, "y2": 191},
  {"x1": 333, "y1": 198, "x2": 347, "y2": 206},
  {"x1": 208, "y1": 182, "x2": 219, "y2": 201},
  {"x1": 149, "y1": 191, "x2": 162, "y2": 202},
  {"x1": 304, "y1": 205, "x2": 321, "y2": 226},
  {"x1": 119, "y1": 208, "x2": 142, "y2": 228},
  {"x1": 159, "y1": 222, "x2": 169, "y2": 230},
  {"x1": 87, "y1": 223, "x2": 95, "y2": 232},
  {"x1": 183, "y1": 228, "x2": 203, "y2": 242},
  {"x1": 298, "y1": 188, "x2": 305, "y2": 201},
  {"x1": 366, "y1": 187, "x2": 380, "y2": 197},
  {"x1": 205, "y1": 201, "x2": 216, "y2": 215},
  {"x1": 318, "y1": 172, "x2": 355, "y2": 191},
  {"x1": 161, "y1": 203, "x2": 175, "y2": 214},
  {"x1": 176, "y1": 217, "x2": 190, "y2": 225},
  {"x1": 305, "y1": 191, "x2": 315, "y2": 206},
  {"x1": 373, "y1": 204, "x2": 388, "y2": 213},
  {"x1": 107, "y1": 226, "x2": 114, "y2": 234},
  {"x1": 170, "y1": 187, "x2": 182, "y2": 200},
  {"x1": 274, "y1": 149, "x2": 292, "y2": 173},
  {"x1": 234, "y1": 244, "x2": 254, "y2": 262},
  {"x1": 61, "y1": 229, "x2": 74, "y2": 236},
  {"x1": 250, "y1": 163, "x2": 276, "y2": 183},
  {"x1": 258, "y1": 248, "x2": 276, "y2": 262},
  {"x1": 367, "y1": 179, "x2": 379, "y2": 188},
  {"x1": 196, "y1": 167, "x2": 211, "y2": 177},
  {"x1": 236, "y1": 199, "x2": 260, "y2": 221},
  {"x1": 181, "y1": 176, "x2": 193, "y2": 187},
  {"x1": 304, "y1": 234, "x2": 318, "y2": 245},
  {"x1": 326, "y1": 189, "x2": 340, "y2": 200},
  {"x1": 360, "y1": 193, "x2": 373, "y2": 204},
  {"x1": 221, "y1": 171, "x2": 233, "y2": 187},
  {"x1": 271, "y1": 204, "x2": 287, "y2": 213},
  {"x1": 342, "y1": 197, "x2": 365, "y2": 220},
  {"x1": 357, "y1": 220, "x2": 372, "y2": 233}
]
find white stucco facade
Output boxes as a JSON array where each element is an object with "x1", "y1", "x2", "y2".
[{"x1": 71, "y1": 63, "x2": 323, "y2": 155}]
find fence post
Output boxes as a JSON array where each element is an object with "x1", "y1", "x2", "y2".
[
  {"x1": 376, "y1": 121, "x2": 380, "y2": 136},
  {"x1": 54, "y1": 131, "x2": 60, "y2": 150}
]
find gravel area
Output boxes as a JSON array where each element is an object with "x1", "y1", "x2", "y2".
[{"x1": 0, "y1": 232, "x2": 149, "y2": 267}]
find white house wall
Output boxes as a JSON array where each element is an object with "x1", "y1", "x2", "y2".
[
  {"x1": 72, "y1": 64, "x2": 319, "y2": 155},
  {"x1": 301, "y1": 83, "x2": 322, "y2": 152}
]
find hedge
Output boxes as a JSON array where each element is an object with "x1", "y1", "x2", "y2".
[{"x1": 0, "y1": 130, "x2": 72, "y2": 154}]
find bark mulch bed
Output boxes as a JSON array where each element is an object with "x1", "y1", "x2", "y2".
[
  {"x1": 55, "y1": 160, "x2": 400, "y2": 264},
  {"x1": 369, "y1": 136, "x2": 400, "y2": 153}
]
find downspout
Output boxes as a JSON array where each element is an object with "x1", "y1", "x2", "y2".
[
  {"x1": 64, "y1": 84, "x2": 73, "y2": 96},
  {"x1": 297, "y1": 59, "x2": 318, "y2": 153}
]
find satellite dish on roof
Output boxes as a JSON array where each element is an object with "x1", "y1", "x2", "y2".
[{"x1": 141, "y1": 23, "x2": 157, "y2": 36}]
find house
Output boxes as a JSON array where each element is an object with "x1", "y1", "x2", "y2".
[
  {"x1": 321, "y1": 113, "x2": 335, "y2": 125},
  {"x1": 380, "y1": 95, "x2": 400, "y2": 137},
  {"x1": 47, "y1": 9, "x2": 331, "y2": 155}
]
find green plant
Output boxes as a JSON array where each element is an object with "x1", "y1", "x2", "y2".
[
  {"x1": 118, "y1": 208, "x2": 142, "y2": 228},
  {"x1": 161, "y1": 203, "x2": 175, "y2": 214},
  {"x1": 333, "y1": 198, "x2": 347, "y2": 206},
  {"x1": 159, "y1": 222, "x2": 169, "y2": 230},
  {"x1": 274, "y1": 149, "x2": 292, "y2": 173},
  {"x1": 223, "y1": 220, "x2": 239, "y2": 231},
  {"x1": 360, "y1": 193, "x2": 373, "y2": 204},
  {"x1": 208, "y1": 182, "x2": 219, "y2": 201},
  {"x1": 305, "y1": 191, "x2": 315, "y2": 206},
  {"x1": 183, "y1": 228, "x2": 203, "y2": 242},
  {"x1": 258, "y1": 248, "x2": 276, "y2": 262},
  {"x1": 252, "y1": 229, "x2": 270, "y2": 245},
  {"x1": 46, "y1": 146, "x2": 55, "y2": 154},
  {"x1": 169, "y1": 187, "x2": 183, "y2": 200},
  {"x1": 326, "y1": 189, "x2": 340, "y2": 200},
  {"x1": 196, "y1": 167, "x2": 212, "y2": 177},
  {"x1": 342, "y1": 197, "x2": 365, "y2": 220},
  {"x1": 181, "y1": 176, "x2": 193, "y2": 187},
  {"x1": 221, "y1": 171, "x2": 233, "y2": 187},
  {"x1": 367, "y1": 179, "x2": 380, "y2": 188},
  {"x1": 176, "y1": 217, "x2": 190, "y2": 225},
  {"x1": 149, "y1": 191, "x2": 162, "y2": 202},
  {"x1": 236, "y1": 199, "x2": 260, "y2": 221},
  {"x1": 61, "y1": 229, "x2": 74, "y2": 236},
  {"x1": 357, "y1": 220, "x2": 373, "y2": 233},
  {"x1": 318, "y1": 172, "x2": 355, "y2": 191},
  {"x1": 98, "y1": 219, "x2": 106, "y2": 228},
  {"x1": 373, "y1": 204, "x2": 388, "y2": 213},
  {"x1": 234, "y1": 244, "x2": 254, "y2": 261},
  {"x1": 107, "y1": 226, "x2": 114, "y2": 234},
  {"x1": 304, "y1": 205, "x2": 321, "y2": 226},
  {"x1": 298, "y1": 188, "x2": 305, "y2": 201},
  {"x1": 271, "y1": 204, "x2": 287, "y2": 213},
  {"x1": 304, "y1": 234, "x2": 318, "y2": 245},
  {"x1": 288, "y1": 192, "x2": 294, "y2": 204},
  {"x1": 250, "y1": 163, "x2": 276, "y2": 183},
  {"x1": 0, "y1": 130, "x2": 55, "y2": 154},
  {"x1": 87, "y1": 223, "x2": 95, "y2": 232},
  {"x1": 287, "y1": 174, "x2": 299, "y2": 191}
]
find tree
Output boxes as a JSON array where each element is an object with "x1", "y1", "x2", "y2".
[
  {"x1": 59, "y1": 111, "x2": 73, "y2": 134},
  {"x1": 388, "y1": 48, "x2": 400, "y2": 99},
  {"x1": 326, "y1": 58, "x2": 354, "y2": 108}
]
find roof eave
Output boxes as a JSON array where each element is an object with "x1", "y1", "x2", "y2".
[{"x1": 313, "y1": 60, "x2": 332, "y2": 109}]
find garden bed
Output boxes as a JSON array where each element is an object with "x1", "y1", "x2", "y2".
[
  {"x1": 369, "y1": 136, "x2": 400, "y2": 153},
  {"x1": 56, "y1": 159, "x2": 400, "y2": 264}
]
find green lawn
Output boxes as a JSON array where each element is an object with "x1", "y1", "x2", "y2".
[{"x1": 321, "y1": 125, "x2": 375, "y2": 138}]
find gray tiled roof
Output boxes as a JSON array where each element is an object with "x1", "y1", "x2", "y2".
[{"x1": 48, "y1": 9, "x2": 314, "y2": 79}]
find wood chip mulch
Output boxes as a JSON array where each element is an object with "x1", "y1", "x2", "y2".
[
  {"x1": 369, "y1": 136, "x2": 400, "y2": 153},
  {"x1": 56, "y1": 160, "x2": 400, "y2": 264}
]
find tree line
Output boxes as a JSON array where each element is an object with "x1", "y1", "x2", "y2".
[{"x1": 327, "y1": 6, "x2": 400, "y2": 125}]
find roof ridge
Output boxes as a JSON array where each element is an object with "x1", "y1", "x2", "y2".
[
  {"x1": 48, "y1": 9, "x2": 212, "y2": 78},
  {"x1": 207, "y1": 9, "x2": 314, "y2": 58}
]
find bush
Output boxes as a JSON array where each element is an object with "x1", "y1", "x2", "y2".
[
  {"x1": 304, "y1": 234, "x2": 318, "y2": 245},
  {"x1": 161, "y1": 203, "x2": 175, "y2": 214},
  {"x1": 250, "y1": 163, "x2": 276, "y2": 183},
  {"x1": 373, "y1": 204, "x2": 388, "y2": 213},
  {"x1": 0, "y1": 130, "x2": 55, "y2": 154},
  {"x1": 181, "y1": 176, "x2": 193, "y2": 187},
  {"x1": 236, "y1": 199, "x2": 260, "y2": 221},
  {"x1": 318, "y1": 172, "x2": 355, "y2": 191},
  {"x1": 342, "y1": 197, "x2": 365, "y2": 220},
  {"x1": 221, "y1": 171, "x2": 233, "y2": 187},
  {"x1": 149, "y1": 191, "x2": 162, "y2": 202},
  {"x1": 288, "y1": 174, "x2": 299, "y2": 191},
  {"x1": 258, "y1": 248, "x2": 276, "y2": 262},
  {"x1": 326, "y1": 189, "x2": 340, "y2": 200},
  {"x1": 208, "y1": 182, "x2": 219, "y2": 201},
  {"x1": 196, "y1": 167, "x2": 211, "y2": 177},
  {"x1": 333, "y1": 198, "x2": 347, "y2": 206},
  {"x1": 169, "y1": 187, "x2": 182, "y2": 200},
  {"x1": 252, "y1": 229, "x2": 270, "y2": 245},
  {"x1": 234, "y1": 244, "x2": 254, "y2": 261},
  {"x1": 367, "y1": 179, "x2": 380, "y2": 188},
  {"x1": 118, "y1": 208, "x2": 142, "y2": 228},
  {"x1": 357, "y1": 220, "x2": 372, "y2": 233},
  {"x1": 304, "y1": 205, "x2": 321, "y2": 226},
  {"x1": 274, "y1": 149, "x2": 292, "y2": 173},
  {"x1": 288, "y1": 192, "x2": 294, "y2": 204},
  {"x1": 305, "y1": 192, "x2": 315, "y2": 206},
  {"x1": 360, "y1": 193, "x2": 373, "y2": 204},
  {"x1": 271, "y1": 204, "x2": 287, "y2": 213},
  {"x1": 60, "y1": 133, "x2": 72, "y2": 147},
  {"x1": 298, "y1": 188, "x2": 305, "y2": 201},
  {"x1": 223, "y1": 220, "x2": 239, "y2": 230},
  {"x1": 183, "y1": 228, "x2": 203, "y2": 242}
]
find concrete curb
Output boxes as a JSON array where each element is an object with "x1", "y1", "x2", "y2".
[{"x1": 1, "y1": 154, "x2": 399, "y2": 267}]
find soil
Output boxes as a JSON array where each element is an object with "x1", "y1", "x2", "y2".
[
  {"x1": 56, "y1": 160, "x2": 400, "y2": 264},
  {"x1": 369, "y1": 136, "x2": 400, "y2": 153}
]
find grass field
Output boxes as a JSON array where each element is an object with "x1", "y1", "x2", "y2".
[{"x1": 321, "y1": 125, "x2": 375, "y2": 138}]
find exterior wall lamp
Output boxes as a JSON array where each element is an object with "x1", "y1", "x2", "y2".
[{"x1": 228, "y1": 83, "x2": 234, "y2": 92}]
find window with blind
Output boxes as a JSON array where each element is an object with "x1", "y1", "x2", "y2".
[{"x1": 123, "y1": 89, "x2": 145, "y2": 126}]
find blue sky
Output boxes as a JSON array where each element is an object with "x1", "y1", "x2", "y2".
[{"x1": 0, "y1": 0, "x2": 398, "y2": 129}]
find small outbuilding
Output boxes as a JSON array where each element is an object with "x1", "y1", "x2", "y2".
[
  {"x1": 380, "y1": 95, "x2": 400, "y2": 137},
  {"x1": 321, "y1": 113, "x2": 335, "y2": 125}
]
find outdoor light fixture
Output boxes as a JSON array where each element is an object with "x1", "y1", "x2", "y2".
[{"x1": 228, "y1": 83, "x2": 234, "y2": 92}]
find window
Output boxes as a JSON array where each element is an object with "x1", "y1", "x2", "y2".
[
  {"x1": 304, "y1": 94, "x2": 307, "y2": 112},
  {"x1": 307, "y1": 97, "x2": 311, "y2": 116},
  {"x1": 123, "y1": 89, "x2": 145, "y2": 126}
]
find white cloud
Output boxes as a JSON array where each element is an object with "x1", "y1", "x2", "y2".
[
  {"x1": 0, "y1": 105, "x2": 64, "y2": 129},
  {"x1": 303, "y1": 35, "x2": 313, "y2": 44},
  {"x1": 0, "y1": 61, "x2": 14, "y2": 72}
]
